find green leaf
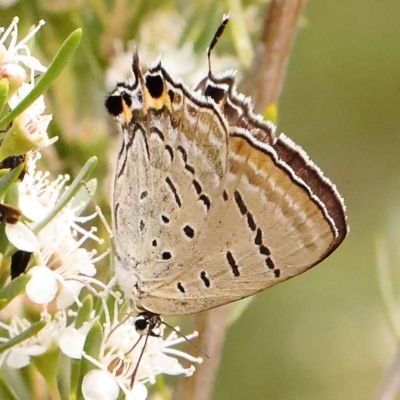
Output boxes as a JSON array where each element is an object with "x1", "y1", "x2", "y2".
[
  {"x1": 71, "y1": 178, "x2": 97, "y2": 217},
  {"x1": 0, "y1": 79, "x2": 9, "y2": 115},
  {"x1": 70, "y1": 358, "x2": 82, "y2": 400},
  {"x1": 0, "y1": 373, "x2": 19, "y2": 400},
  {"x1": 4, "y1": 182, "x2": 19, "y2": 207},
  {"x1": 0, "y1": 274, "x2": 31, "y2": 311},
  {"x1": 0, "y1": 266, "x2": 9, "y2": 289},
  {"x1": 33, "y1": 156, "x2": 97, "y2": 234},
  {"x1": 0, "y1": 320, "x2": 46, "y2": 353},
  {"x1": 77, "y1": 321, "x2": 103, "y2": 400},
  {"x1": 0, "y1": 164, "x2": 25, "y2": 200},
  {"x1": 0, "y1": 29, "x2": 83, "y2": 129},
  {"x1": 32, "y1": 348, "x2": 61, "y2": 399},
  {"x1": 75, "y1": 295, "x2": 93, "y2": 329}
]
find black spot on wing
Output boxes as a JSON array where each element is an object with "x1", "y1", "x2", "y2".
[
  {"x1": 226, "y1": 251, "x2": 240, "y2": 277},
  {"x1": 192, "y1": 179, "x2": 202, "y2": 195},
  {"x1": 165, "y1": 145, "x2": 174, "y2": 161},
  {"x1": 255, "y1": 228, "x2": 262, "y2": 245},
  {"x1": 185, "y1": 164, "x2": 195, "y2": 174},
  {"x1": 265, "y1": 258, "x2": 275, "y2": 269},
  {"x1": 161, "y1": 251, "x2": 172, "y2": 260},
  {"x1": 234, "y1": 190, "x2": 247, "y2": 215},
  {"x1": 177, "y1": 282, "x2": 185, "y2": 293},
  {"x1": 199, "y1": 194, "x2": 211, "y2": 212},
  {"x1": 165, "y1": 176, "x2": 182, "y2": 208},
  {"x1": 259, "y1": 245, "x2": 271, "y2": 256},
  {"x1": 246, "y1": 212, "x2": 256, "y2": 231},
  {"x1": 200, "y1": 271, "x2": 211, "y2": 288},
  {"x1": 177, "y1": 145, "x2": 187, "y2": 163},
  {"x1": 146, "y1": 74, "x2": 164, "y2": 98},
  {"x1": 183, "y1": 225, "x2": 195, "y2": 239}
]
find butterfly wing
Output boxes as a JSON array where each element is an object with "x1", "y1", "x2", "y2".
[
  {"x1": 110, "y1": 59, "x2": 347, "y2": 316},
  {"x1": 137, "y1": 128, "x2": 344, "y2": 315}
]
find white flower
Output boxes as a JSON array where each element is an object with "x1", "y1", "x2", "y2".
[
  {"x1": 59, "y1": 322, "x2": 93, "y2": 359},
  {"x1": 0, "y1": 17, "x2": 46, "y2": 77},
  {"x1": 0, "y1": 82, "x2": 55, "y2": 157},
  {"x1": 0, "y1": 17, "x2": 45, "y2": 99},
  {"x1": 82, "y1": 370, "x2": 121, "y2": 400},
  {"x1": 15, "y1": 153, "x2": 106, "y2": 308},
  {"x1": 0, "y1": 311, "x2": 67, "y2": 369},
  {"x1": 5, "y1": 220, "x2": 38, "y2": 252},
  {"x1": 82, "y1": 297, "x2": 202, "y2": 399}
]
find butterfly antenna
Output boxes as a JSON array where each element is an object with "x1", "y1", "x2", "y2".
[
  {"x1": 129, "y1": 324, "x2": 152, "y2": 388},
  {"x1": 161, "y1": 320, "x2": 209, "y2": 359},
  {"x1": 207, "y1": 14, "x2": 230, "y2": 75}
]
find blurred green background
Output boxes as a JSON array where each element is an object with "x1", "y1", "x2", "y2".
[{"x1": 1, "y1": 0, "x2": 399, "y2": 399}]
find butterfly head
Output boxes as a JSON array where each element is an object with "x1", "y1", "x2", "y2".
[
  {"x1": 105, "y1": 50, "x2": 173, "y2": 128},
  {"x1": 134, "y1": 312, "x2": 161, "y2": 337}
]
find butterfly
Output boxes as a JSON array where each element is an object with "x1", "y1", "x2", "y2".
[{"x1": 105, "y1": 15, "x2": 348, "y2": 331}]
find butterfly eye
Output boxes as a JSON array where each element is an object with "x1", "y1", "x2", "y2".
[
  {"x1": 105, "y1": 95, "x2": 123, "y2": 116},
  {"x1": 134, "y1": 317, "x2": 149, "y2": 334}
]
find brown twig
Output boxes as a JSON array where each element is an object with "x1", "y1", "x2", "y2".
[
  {"x1": 240, "y1": 0, "x2": 306, "y2": 113},
  {"x1": 178, "y1": 306, "x2": 230, "y2": 400}
]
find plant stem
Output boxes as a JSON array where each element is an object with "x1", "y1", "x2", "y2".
[{"x1": 240, "y1": 0, "x2": 306, "y2": 113}]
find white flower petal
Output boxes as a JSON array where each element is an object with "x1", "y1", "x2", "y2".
[
  {"x1": 59, "y1": 327, "x2": 87, "y2": 359},
  {"x1": 82, "y1": 370, "x2": 120, "y2": 400},
  {"x1": 5, "y1": 221, "x2": 38, "y2": 252},
  {"x1": 19, "y1": 195, "x2": 49, "y2": 221},
  {"x1": 7, "y1": 350, "x2": 30, "y2": 368},
  {"x1": 24, "y1": 344, "x2": 47, "y2": 356},
  {"x1": 56, "y1": 280, "x2": 84, "y2": 309},
  {"x1": 148, "y1": 353, "x2": 186, "y2": 376},
  {"x1": 26, "y1": 266, "x2": 58, "y2": 304},
  {"x1": 126, "y1": 383, "x2": 148, "y2": 400},
  {"x1": 17, "y1": 55, "x2": 47, "y2": 72}
]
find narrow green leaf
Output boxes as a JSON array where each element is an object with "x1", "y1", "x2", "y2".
[
  {"x1": 0, "y1": 274, "x2": 31, "y2": 311},
  {"x1": 32, "y1": 348, "x2": 61, "y2": 399},
  {"x1": 0, "y1": 79, "x2": 9, "y2": 115},
  {"x1": 70, "y1": 358, "x2": 82, "y2": 400},
  {"x1": 0, "y1": 267, "x2": 9, "y2": 289},
  {"x1": 0, "y1": 373, "x2": 19, "y2": 400},
  {"x1": 71, "y1": 178, "x2": 97, "y2": 217},
  {"x1": 33, "y1": 156, "x2": 97, "y2": 234},
  {"x1": 0, "y1": 29, "x2": 83, "y2": 129},
  {"x1": 0, "y1": 320, "x2": 46, "y2": 353},
  {"x1": 4, "y1": 182, "x2": 19, "y2": 207},
  {"x1": 75, "y1": 295, "x2": 93, "y2": 329},
  {"x1": 0, "y1": 164, "x2": 25, "y2": 199}
]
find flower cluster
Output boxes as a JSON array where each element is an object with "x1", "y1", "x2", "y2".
[{"x1": 0, "y1": 17, "x2": 200, "y2": 400}]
